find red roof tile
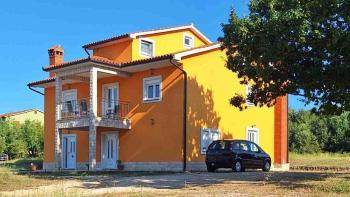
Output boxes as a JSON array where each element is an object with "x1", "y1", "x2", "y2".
[{"x1": 42, "y1": 56, "x2": 120, "y2": 71}]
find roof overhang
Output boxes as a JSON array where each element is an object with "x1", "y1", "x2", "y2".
[
  {"x1": 28, "y1": 43, "x2": 222, "y2": 89},
  {"x1": 83, "y1": 24, "x2": 212, "y2": 50},
  {"x1": 174, "y1": 43, "x2": 221, "y2": 60}
]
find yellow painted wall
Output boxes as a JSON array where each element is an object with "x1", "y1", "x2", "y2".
[
  {"x1": 132, "y1": 30, "x2": 206, "y2": 60},
  {"x1": 5, "y1": 110, "x2": 44, "y2": 124},
  {"x1": 181, "y1": 49, "x2": 276, "y2": 163}
]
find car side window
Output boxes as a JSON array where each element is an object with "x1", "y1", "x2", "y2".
[
  {"x1": 208, "y1": 141, "x2": 219, "y2": 150},
  {"x1": 248, "y1": 142, "x2": 259, "y2": 153},
  {"x1": 230, "y1": 142, "x2": 240, "y2": 151},
  {"x1": 217, "y1": 141, "x2": 226, "y2": 150},
  {"x1": 239, "y1": 142, "x2": 249, "y2": 152}
]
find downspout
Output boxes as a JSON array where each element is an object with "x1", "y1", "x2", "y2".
[
  {"x1": 84, "y1": 47, "x2": 91, "y2": 57},
  {"x1": 28, "y1": 85, "x2": 44, "y2": 95},
  {"x1": 170, "y1": 58, "x2": 187, "y2": 172}
]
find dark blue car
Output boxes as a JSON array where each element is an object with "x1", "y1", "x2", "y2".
[{"x1": 205, "y1": 140, "x2": 271, "y2": 172}]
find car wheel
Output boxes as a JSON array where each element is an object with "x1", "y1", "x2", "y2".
[
  {"x1": 207, "y1": 165, "x2": 216, "y2": 172},
  {"x1": 232, "y1": 161, "x2": 242, "y2": 172},
  {"x1": 263, "y1": 161, "x2": 271, "y2": 172}
]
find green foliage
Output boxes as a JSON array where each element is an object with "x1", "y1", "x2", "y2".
[
  {"x1": 289, "y1": 109, "x2": 350, "y2": 153},
  {"x1": 221, "y1": 0, "x2": 350, "y2": 114},
  {"x1": 0, "y1": 119, "x2": 43, "y2": 159}
]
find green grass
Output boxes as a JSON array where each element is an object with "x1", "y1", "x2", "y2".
[
  {"x1": 290, "y1": 152, "x2": 350, "y2": 168},
  {"x1": 0, "y1": 158, "x2": 42, "y2": 172}
]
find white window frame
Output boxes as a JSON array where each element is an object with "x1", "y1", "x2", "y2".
[
  {"x1": 102, "y1": 83, "x2": 119, "y2": 116},
  {"x1": 246, "y1": 85, "x2": 254, "y2": 106},
  {"x1": 139, "y1": 38, "x2": 155, "y2": 58},
  {"x1": 61, "y1": 89, "x2": 78, "y2": 116},
  {"x1": 143, "y1": 76, "x2": 162, "y2": 103},
  {"x1": 183, "y1": 33, "x2": 194, "y2": 49},
  {"x1": 246, "y1": 127, "x2": 259, "y2": 144},
  {"x1": 200, "y1": 128, "x2": 220, "y2": 154}
]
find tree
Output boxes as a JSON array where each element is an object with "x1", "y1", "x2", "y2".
[
  {"x1": 20, "y1": 120, "x2": 43, "y2": 157},
  {"x1": 220, "y1": 0, "x2": 350, "y2": 114},
  {"x1": 0, "y1": 119, "x2": 43, "y2": 159}
]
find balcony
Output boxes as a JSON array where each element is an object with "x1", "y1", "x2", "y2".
[{"x1": 56, "y1": 99, "x2": 131, "y2": 130}]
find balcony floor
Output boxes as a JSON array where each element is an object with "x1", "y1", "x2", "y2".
[{"x1": 56, "y1": 117, "x2": 131, "y2": 130}]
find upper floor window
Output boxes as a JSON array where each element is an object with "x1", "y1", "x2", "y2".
[
  {"x1": 140, "y1": 38, "x2": 155, "y2": 57},
  {"x1": 183, "y1": 33, "x2": 194, "y2": 48},
  {"x1": 246, "y1": 85, "x2": 254, "y2": 106},
  {"x1": 143, "y1": 76, "x2": 161, "y2": 102}
]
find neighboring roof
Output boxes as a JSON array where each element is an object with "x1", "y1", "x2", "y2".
[
  {"x1": 83, "y1": 24, "x2": 212, "y2": 49},
  {"x1": 43, "y1": 56, "x2": 120, "y2": 71},
  {"x1": 0, "y1": 109, "x2": 43, "y2": 118}
]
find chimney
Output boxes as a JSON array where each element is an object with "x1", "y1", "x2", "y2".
[{"x1": 48, "y1": 45, "x2": 64, "y2": 77}]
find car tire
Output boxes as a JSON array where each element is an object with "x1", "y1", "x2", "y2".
[
  {"x1": 262, "y1": 161, "x2": 271, "y2": 172},
  {"x1": 207, "y1": 165, "x2": 216, "y2": 172},
  {"x1": 232, "y1": 161, "x2": 242, "y2": 172}
]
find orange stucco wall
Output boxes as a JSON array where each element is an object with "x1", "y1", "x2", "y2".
[
  {"x1": 274, "y1": 96, "x2": 288, "y2": 164},
  {"x1": 91, "y1": 29, "x2": 206, "y2": 63},
  {"x1": 93, "y1": 40, "x2": 132, "y2": 63},
  {"x1": 44, "y1": 66, "x2": 184, "y2": 164}
]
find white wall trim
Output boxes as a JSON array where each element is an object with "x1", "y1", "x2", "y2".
[
  {"x1": 130, "y1": 24, "x2": 212, "y2": 44},
  {"x1": 174, "y1": 43, "x2": 221, "y2": 60},
  {"x1": 139, "y1": 38, "x2": 155, "y2": 58}
]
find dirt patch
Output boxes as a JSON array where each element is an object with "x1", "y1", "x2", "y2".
[{"x1": 1, "y1": 171, "x2": 350, "y2": 196}]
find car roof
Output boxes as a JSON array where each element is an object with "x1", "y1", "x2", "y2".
[{"x1": 213, "y1": 139, "x2": 251, "y2": 143}]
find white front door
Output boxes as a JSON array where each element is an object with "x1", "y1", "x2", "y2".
[
  {"x1": 101, "y1": 133, "x2": 118, "y2": 169},
  {"x1": 62, "y1": 135, "x2": 76, "y2": 169}
]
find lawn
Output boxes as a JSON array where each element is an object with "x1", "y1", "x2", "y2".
[
  {"x1": 0, "y1": 158, "x2": 58, "y2": 192},
  {"x1": 290, "y1": 152, "x2": 350, "y2": 168}
]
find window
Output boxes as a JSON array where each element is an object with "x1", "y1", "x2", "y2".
[
  {"x1": 102, "y1": 83, "x2": 118, "y2": 116},
  {"x1": 143, "y1": 76, "x2": 162, "y2": 102},
  {"x1": 200, "y1": 128, "x2": 220, "y2": 154},
  {"x1": 246, "y1": 128, "x2": 259, "y2": 144},
  {"x1": 140, "y1": 38, "x2": 154, "y2": 57},
  {"x1": 239, "y1": 141, "x2": 249, "y2": 151},
  {"x1": 183, "y1": 33, "x2": 194, "y2": 48},
  {"x1": 246, "y1": 85, "x2": 254, "y2": 106},
  {"x1": 62, "y1": 90, "x2": 77, "y2": 117},
  {"x1": 230, "y1": 141, "x2": 240, "y2": 151},
  {"x1": 248, "y1": 142, "x2": 259, "y2": 153}
]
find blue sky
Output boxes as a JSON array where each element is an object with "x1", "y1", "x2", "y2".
[{"x1": 0, "y1": 0, "x2": 310, "y2": 114}]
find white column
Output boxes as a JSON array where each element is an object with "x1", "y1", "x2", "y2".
[
  {"x1": 89, "y1": 67, "x2": 98, "y2": 170},
  {"x1": 54, "y1": 77, "x2": 62, "y2": 170}
]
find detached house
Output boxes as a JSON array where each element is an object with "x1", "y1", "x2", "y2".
[{"x1": 28, "y1": 24, "x2": 288, "y2": 171}]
